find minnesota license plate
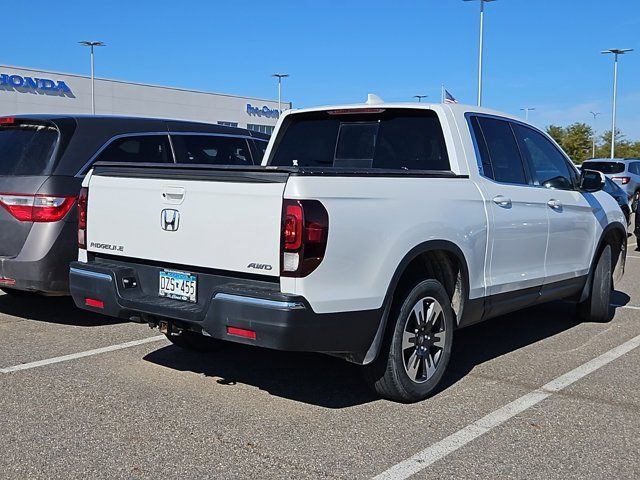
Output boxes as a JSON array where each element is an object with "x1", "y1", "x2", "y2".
[{"x1": 159, "y1": 270, "x2": 197, "y2": 303}]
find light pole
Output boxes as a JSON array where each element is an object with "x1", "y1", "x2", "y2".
[
  {"x1": 464, "y1": 0, "x2": 496, "y2": 107},
  {"x1": 589, "y1": 111, "x2": 601, "y2": 158},
  {"x1": 413, "y1": 95, "x2": 428, "y2": 102},
  {"x1": 79, "y1": 41, "x2": 105, "y2": 115},
  {"x1": 271, "y1": 73, "x2": 289, "y2": 116},
  {"x1": 520, "y1": 107, "x2": 535, "y2": 122},
  {"x1": 601, "y1": 48, "x2": 633, "y2": 158}
]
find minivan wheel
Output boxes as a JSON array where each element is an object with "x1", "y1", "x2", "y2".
[
  {"x1": 164, "y1": 331, "x2": 225, "y2": 353},
  {"x1": 578, "y1": 244, "x2": 612, "y2": 323},
  {"x1": 364, "y1": 279, "x2": 454, "y2": 403}
]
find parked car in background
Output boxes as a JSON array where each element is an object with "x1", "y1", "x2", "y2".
[
  {"x1": 0, "y1": 115, "x2": 268, "y2": 296},
  {"x1": 602, "y1": 176, "x2": 631, "y2": 225},
  {"x1": 582, "y1": 158, "x2": 640, "y2": 210},
  {"x1": 70, "y1": 102, "x2": 626, "y2": 402}
]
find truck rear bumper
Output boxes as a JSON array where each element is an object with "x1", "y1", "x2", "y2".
[{"x1": 69, "y1": 259, "x2": 380, "y2": 362}]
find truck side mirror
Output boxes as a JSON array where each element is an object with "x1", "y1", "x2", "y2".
[{"x1": 580, "y1": 169, "x2": 605, "y2": 193}]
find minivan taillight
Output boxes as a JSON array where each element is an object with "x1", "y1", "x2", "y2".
[
  {"x1": 281, "y1": 199, "x2": 329, "y2": 277},
  {"x1": 0, "y1": 193, "x2": 76, "y2": 222},
  {"x1": 77, "y1": 187, "x2": 88, "y2": 249},
  {"x1": 612, "y1": 176, "x2": 630, "y2": 185}
]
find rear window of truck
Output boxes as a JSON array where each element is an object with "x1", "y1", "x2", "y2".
[
  {"x1": 0, "y1": 122, "x2": 59, "y2": 176},
  {"x1": 582, "y1": 161, "x2": 625, "y2": 174},
  {"x1": 268, "y1": 109, "x2": 450, "y2": 171}
]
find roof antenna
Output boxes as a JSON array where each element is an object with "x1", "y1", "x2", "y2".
[{"x1": 366, "y1": 93, "x2": 384, "y2": 105}]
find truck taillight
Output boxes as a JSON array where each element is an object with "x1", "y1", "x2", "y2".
[
  {"x1": 613, "y1": 176, "x2": 630, "y2": 185},
  {"x1": 0, "y1": 193, "x2": 76, "y2": 222},
  {"x1": 77, "y1": 187, "x2": 88, "y2": 249},
  {"x1": 281, "y1": 199, "x2": 328, "y2": 277}
]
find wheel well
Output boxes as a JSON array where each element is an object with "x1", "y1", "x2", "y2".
[{"x1": 393, "y1": 249, "x2": 465, "y2": 321}]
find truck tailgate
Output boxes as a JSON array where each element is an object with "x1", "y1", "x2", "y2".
[{"x1": 86, "y1": 166, "x2": 287, "y2": 277}]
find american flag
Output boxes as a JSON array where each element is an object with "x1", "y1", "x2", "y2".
[{"x1": 443, "y1": 89, "x2": 458, "y2": 104}]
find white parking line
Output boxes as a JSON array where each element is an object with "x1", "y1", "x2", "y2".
[
  {"x1": 373, "y1": 333, "x2": 640, "y2": 480},
  {"x1": 0, "y1": 335, "x2": 166, "y2": 374},
  {"x1": 613, "y1": 304, "x2": 640, "y2": 310},
  {"x1": 626, "y1": 255, "x2": 640, "y2": 259}
]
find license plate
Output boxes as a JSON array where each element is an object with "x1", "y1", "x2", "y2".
[{"x1": 159, "y1": 270, "x2": 197, "y2": 303}]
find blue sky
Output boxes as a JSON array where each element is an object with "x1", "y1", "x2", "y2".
[{"x1": 3, "y1": 0, "x2": 640, "y2": 138}]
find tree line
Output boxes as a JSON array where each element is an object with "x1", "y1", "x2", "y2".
[{"x1": 546, "y1": 123, "x2": 640, "y2": 163}]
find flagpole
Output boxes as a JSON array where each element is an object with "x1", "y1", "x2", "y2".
[{"x1": 441, "y1": 84, "x2": 445, "y2": 103}]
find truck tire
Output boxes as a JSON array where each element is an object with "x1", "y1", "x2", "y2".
[
  {"x1": 364, "y1": 279, "x2": 454, "y2": 403},
  {"x1": 577, "y1": 244, "x2": 612, "y2": 323},
  {"x1": 164, "y1": 331, "x2": 225, "y2": 353}
]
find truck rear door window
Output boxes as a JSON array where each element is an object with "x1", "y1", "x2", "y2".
[
  {"x1": 0, "y1": 123, "x2": 58, "y2": 176},
  {"x1": 269, "y1": 109, "x2": 450, "y2": 171},
  {"x1": 472, "y1": 117, "x2": 528, "y2": 185}
]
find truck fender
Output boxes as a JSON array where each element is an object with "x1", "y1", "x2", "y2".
[{"x1": 360, "y1": 240, "x2": 472, "y2": 365}]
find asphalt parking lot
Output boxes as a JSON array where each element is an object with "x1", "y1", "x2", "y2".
[{"x1": 1, "y1": 253, "x2": 639, "y2": 479}]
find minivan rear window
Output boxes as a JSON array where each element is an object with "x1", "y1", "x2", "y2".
[
  {"x1": 582, "y1": 161, "x2": 625, "y2": 174},
  {"x1": 0, "y1": 123, "x2": 59, "y2": 176},
  {"x1": 269, "y1": 109, "x2": 450, "y2": 171}
]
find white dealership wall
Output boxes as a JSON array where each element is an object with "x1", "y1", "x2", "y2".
[{"x1": 0, "y1": 65, "x2": 290, "y2": 132}]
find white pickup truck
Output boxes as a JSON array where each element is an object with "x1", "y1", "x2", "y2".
[{"x1": 70, "y1": 101, "x2": 626, "y2": 402}]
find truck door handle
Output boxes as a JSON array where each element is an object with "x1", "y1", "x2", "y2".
[
  {"x1": 492, "y1": 195, "x2": 512, "y2": 207},
  {"x1": 547, "y1": 199, "x2": 562, "y2": 209}
]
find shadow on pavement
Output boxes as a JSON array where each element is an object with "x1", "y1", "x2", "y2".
[
  {"x1": 143, "y1": 295, "x2": 622, "y2": 408},
  {"x1": 0, "y1": 293, "x2": 123, "y2": 327}
]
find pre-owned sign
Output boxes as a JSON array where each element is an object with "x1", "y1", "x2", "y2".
[
  {"x1": 0, "y1": 73, "x2": 72, "y2": 94},
  {"x1": 246, "y1": 104, "x2": 279, "y2": 118}
]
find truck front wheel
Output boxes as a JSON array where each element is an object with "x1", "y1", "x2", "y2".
[
  {"x1": 365, "y1": 279, "x2": 454, "y2": 403},
  {"x1": 577, "y1": 244, "x2": 613, "y2": 323}
]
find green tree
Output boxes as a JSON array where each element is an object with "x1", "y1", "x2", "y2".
[
  {"x1": 546, "y1": 123, "x2": 593, "y2": 163},
  {"x1": 546, "y1": 125, "x2": 565, "y2": 145},
  {"x1": 562, "y1": 123, "x2": 593, "y2": 163},
  {"x1": 595, "y1": 130, "x2": 640, "y2": 158}
]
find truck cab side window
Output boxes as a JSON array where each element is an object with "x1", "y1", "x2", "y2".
[
  {"x1": 475, "y1": 117, "x2": 528, "y2": 185},
  {"x1": 512, "y1": 124, "x2": 575, "y2": 190}
]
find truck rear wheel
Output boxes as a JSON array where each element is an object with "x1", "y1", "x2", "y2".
[
  {"x1": 364, "y1": 279, "x2": 454, "y2": 403},
  {"x1": 164, "y1": 331, "x2": 225, "y2": 353},
  {"x1": 577, "y1": 244, "x2": 612, "y2": 323}
]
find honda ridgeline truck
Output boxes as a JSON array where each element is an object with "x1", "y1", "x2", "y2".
[{"x1": 69, "y1": 100, "x2": 626, "y2": 402}]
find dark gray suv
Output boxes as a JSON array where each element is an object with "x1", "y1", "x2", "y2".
[{"x1": 0, "y1": 115, "x2": 269, "y2": 296}]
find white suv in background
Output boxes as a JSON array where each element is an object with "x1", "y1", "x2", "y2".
[{"x1": 582, "y1": 158, "x2": 640, "y2": 210}]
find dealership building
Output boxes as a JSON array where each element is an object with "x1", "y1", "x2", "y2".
[{"x1": 0, "y1": 65, "x2": 290, "y2": 135}]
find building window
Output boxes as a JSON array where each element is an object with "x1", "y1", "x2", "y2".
[
  {"x1": 217, "y1": 121, "x2": 238, "y2": 128},
  {"x1": 247, "y1": 124, "x2": 275, "y2": 135}
]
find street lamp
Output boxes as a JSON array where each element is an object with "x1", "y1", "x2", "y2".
[
  {"x1": 520, "y1": 107, "x2": 535, "y2": 121},
  {"x1": 463, "y1": 0, "x2": 496, "y2": 107},
  {"x1": 271, "y1": 73, "x2": 289, "y2": 116},
  {"x1": 601, "y1": 48, "x2": 633, "y2": 159},
  {"x1": 589, "y1": 111, "x2": 601, "y2": 158},
  {"x1": 79, "y1": 41, "x2": 105, "y2": 115},
  {"x1": 413, "y1": 95, "x2": 428, "y2": 102}
]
